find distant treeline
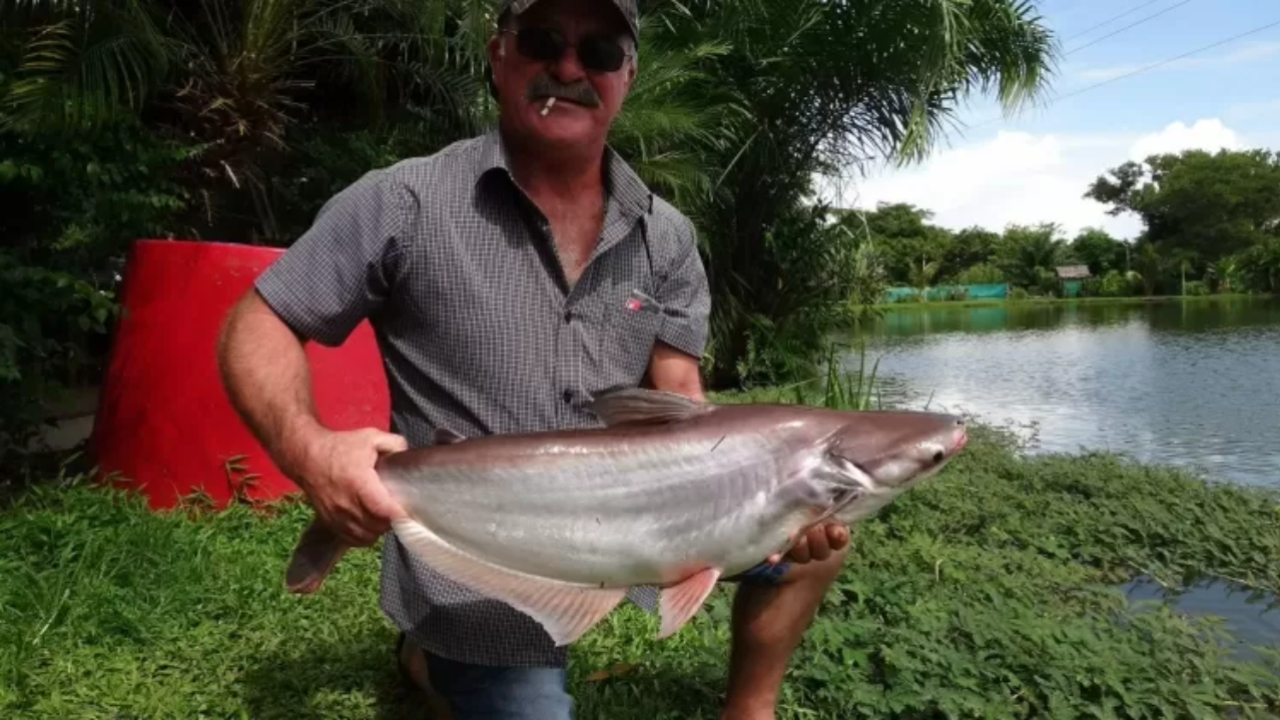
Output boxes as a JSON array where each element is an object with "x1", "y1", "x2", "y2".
[{"x1": 834, "y1": 147, "x2": 1280, "y2": 301}]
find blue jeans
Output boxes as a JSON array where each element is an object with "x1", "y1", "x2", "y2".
[
  {"x1": 425, "y1": 651, "x2": 574, "y2": 719},
  {"x1": 416, "y1": 561, "x2": 790, "y2": 719}
]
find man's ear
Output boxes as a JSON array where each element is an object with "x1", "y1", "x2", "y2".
[{"x1": 486, "y1": 35, "x2": 504, "y2": 99}]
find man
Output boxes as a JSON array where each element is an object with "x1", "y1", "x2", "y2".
[{"x1": 216, "y1": 0, "x2": 850, "y2": 718}]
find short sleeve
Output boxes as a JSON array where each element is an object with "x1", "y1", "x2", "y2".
[
  {"x1": 654, "y1": 216, "x2": 711, "y2": 358},
  {"x1": 254, "y1": 169, "x2": 411, "y2": 347}
]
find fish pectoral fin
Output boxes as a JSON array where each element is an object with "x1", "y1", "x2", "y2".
[
  {"x1": 657, "y1": 567, "x2": 722, "y2": 639},
  {"x1": 586, "y1": 387, "x2": 711, "y2": 427},
  {"x1": 431, "y1": 428, "x2": 466, "y2": 445},
  {"x1": 391, "y1": 519, "x2": 626, "y2": 646}
]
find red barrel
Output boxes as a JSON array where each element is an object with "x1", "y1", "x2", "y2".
[{"x1": 90, "y1": 239, "x2": 390, "y2": 510}]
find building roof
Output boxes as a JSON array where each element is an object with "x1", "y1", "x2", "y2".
[{"x1": 1055, "y1": 265, "x2": 1092, "y2": 280}]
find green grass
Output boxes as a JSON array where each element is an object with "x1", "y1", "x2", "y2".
[{"x1": 3, "y1": 420, "x2": 1279, "y2": 719}]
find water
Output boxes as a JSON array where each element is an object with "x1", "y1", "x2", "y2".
[
  {"x1": 861, "y1": 297, "x2": 1280, "y2": 488},
  {"x1": 853, "y1": 296, "x2": 1280, "y2": 654}
]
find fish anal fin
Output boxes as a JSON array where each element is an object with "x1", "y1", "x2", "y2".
[
  {"x1": 658, "y1": 567, "x2": 722, "y2": 638},
  {"x1": 392, "y1": 518, "x2": 626, "y2": 646},
  {"x1": 587, "y1": 388, "x2": 711, "y2": 427},
  {"x1": 285, "y1": 517, "x2": 349, "y2": 595},
  {"x1": 432, "y1": 428, "x2": 466, "y2": 445}
]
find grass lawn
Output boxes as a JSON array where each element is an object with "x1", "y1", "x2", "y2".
[{"x1": 3, "y1": 421, "x2": 1279, "y2": 719}]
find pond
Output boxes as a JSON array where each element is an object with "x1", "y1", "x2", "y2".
[
  {"x1": 863, "y1": 296, "x2": 1280, "y2": 488},
  {"x1": 855, "y1": 295, "x2": 1280, "y2": 655}
]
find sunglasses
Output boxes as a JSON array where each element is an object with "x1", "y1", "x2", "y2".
[{"x1": 502, "y1": 27, "x2": 631, "y2": 73}]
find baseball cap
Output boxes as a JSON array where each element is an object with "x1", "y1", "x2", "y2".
[{"x1": 497, "y1": 0, "x2": 639, "y2": 46}]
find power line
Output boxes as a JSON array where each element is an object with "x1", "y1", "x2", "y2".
[
  {"x1": 1062, "y1": 0, "x2": 1168, "y2": 42},
  {"x1": 966, "y1": 17, "x2": 1280, "y2": 130},
  {"x1": 1066, "y1": 0, "x2": 1193, "y2": 55}
]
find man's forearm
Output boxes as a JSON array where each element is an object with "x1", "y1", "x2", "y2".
[{"x1": 216, "y1": 290, "x2": 327, "y2": 482}]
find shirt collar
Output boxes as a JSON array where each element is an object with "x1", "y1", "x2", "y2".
[{"x1": 474, "y1": 126, "x2": 654, "y2": 219}]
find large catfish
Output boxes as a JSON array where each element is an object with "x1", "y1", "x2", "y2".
[{"x1": 284, "y1": 388, "x2": 967, "y2": 645}]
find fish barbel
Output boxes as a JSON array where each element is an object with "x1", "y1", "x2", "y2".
[{"x1": 285, "y1": 388, "x2": 967, "y2": 645}]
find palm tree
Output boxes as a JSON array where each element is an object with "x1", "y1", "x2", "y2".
[
  {"x1": 908, "y1": 255, "x2": 942, "y2": 302},
  {"x1": 650, "y1": 0, "x2": 1058, "y2": 386},
  {"x1": 3, "y1": 0, "x2": 1059, "y2": 390},
  {"x1": 2, "y1": 0, "x2": 496, "y2": 240}
]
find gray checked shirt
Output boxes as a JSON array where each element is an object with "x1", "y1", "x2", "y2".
[{"x1": 254, "y1": 127, "x2": 712, "y2": 668}]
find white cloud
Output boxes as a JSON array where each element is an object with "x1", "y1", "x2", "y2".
[
  {"x1": 823, "y1": 118, "x2": 1250, "y2": 241},
  {"x1": 1128, "y1": 118, "x2": 1241, "y2": 161}
]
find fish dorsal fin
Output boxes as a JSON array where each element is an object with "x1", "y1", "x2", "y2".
[
  {"x1": 432, "y1": 428, "x2": 466, "y2": 445},
  {"x1": 586, "y1": 388, "x2": 710, "y2": 427}
]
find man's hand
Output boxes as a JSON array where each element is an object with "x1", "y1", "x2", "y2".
[
  {"x1": 289, "y1": 427, "x2": 409, "y2": 547},
  {"x1": 767, "y1": 522, "x2": 850, "y2": 565}
]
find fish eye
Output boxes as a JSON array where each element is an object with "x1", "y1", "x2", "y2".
[{"x1": 932, "y1": 450, "x2": 945, "y2": 463}]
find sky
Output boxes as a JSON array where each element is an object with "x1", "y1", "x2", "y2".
[{"x1": 818, "y1": 0, "x2": 1280, "y2": 242}]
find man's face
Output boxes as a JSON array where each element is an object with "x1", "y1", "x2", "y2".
[{"x1": 488, "y1": 0, "x2": 636, "y2": 149}]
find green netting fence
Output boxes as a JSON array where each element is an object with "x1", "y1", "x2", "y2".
[{"x1": 883, "y1": 283, "x2": 1010, "y2": 303}]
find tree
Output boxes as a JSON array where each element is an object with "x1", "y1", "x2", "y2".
[
  {"x1": 854, "y1": 203, "x2": 954, "y2": 285},
  {"x1": 671, "y1": 0, "x2": 1056, "y2": 387},
  {"x1": 945, "y1": 227, "x2": 1002, "y2": 280},
  {"x1": 1069, "y1": 227, "x2": 1127, "y2": 277},
  {"x1": 1, "y1": 0, "x2": 1059, "y2": 395},
  {"x1": 1085, "y1": 149, "x2": 1280, "y2": 274},
  {"x1": 997, "y1": 223, "x2": 1066, "y2": 292}
]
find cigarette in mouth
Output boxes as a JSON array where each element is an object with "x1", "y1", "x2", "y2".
[{"x1": 541, "y1": 97, "x2": 557, "y2": 116}]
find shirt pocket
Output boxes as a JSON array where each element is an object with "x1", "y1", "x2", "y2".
[{"x1": 583, "y1": 288, "x2": 666, "y2": 392}]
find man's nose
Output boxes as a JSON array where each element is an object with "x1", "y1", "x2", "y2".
[{"x1": 548, "y1": 42, "x2": 588, "y2": 82}]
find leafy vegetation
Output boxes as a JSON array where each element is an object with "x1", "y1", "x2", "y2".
[
  {"x1": 0, "y1": 0, "x2": 1059, "y2": 455},
  {"x1": 849, "y1": 147, "x2": 1280, "y2": 305},
  {"x1": 2, "y1": 398, "x2": 1278, "y2": 719}
]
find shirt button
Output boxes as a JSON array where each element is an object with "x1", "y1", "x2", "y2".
[
  {"x1": 562, "y1": 390, "x2": 573, "y2": 404},
  {"x1": 563, "y1": 309, "x2": 573, "y2": 323}
]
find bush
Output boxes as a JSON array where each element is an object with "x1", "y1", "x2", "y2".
[
  {"x1": 1098, "y1": 269, "x2": 1142, "y2": 297},
  {"x1": 0, "y1": 119, "x2": 195, "y2": 470},
  {"x1": 954, "y1": 263, "x2": 1005, "y2": 285},
  {"x1": 0, "y1": 254, "x2": 119, "y2": 468}
]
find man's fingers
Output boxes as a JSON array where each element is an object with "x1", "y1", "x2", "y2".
[
  {"x1": 806, "y1": 526, "x2": 832, "y2": 561},
  {"x1": 359, "y1": 479, "x2": 405, "y2": 526},
  {"x1": 333, "y1": 513, "x2": 378, "y2": 547},
  {"x1": 788, "y1": 535, "x2": 811, "y2": 564},
  {"x1": 826, "y1": 523, "x2": 850, "y2": 551},
  {"x1": 372, "y1": 431, "x2": 409, "y2": 455}
]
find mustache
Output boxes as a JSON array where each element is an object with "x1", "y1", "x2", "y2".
[{"x1": 525, "y1": 73, "x2": 601, "y2": 107}]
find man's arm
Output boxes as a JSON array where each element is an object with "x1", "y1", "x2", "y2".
[
  {"x1": 218, "y1": 289, "x2": 324, "y2": 476},
  {"x1": 645, "y1": 341, "x2": 705, "y2": 401},
  {"x1": 216, "y1": 170, "x2": 411, "y2": 547},
  {"x1": 218, "y1": 288, "x2": 407, "y2": 547}
]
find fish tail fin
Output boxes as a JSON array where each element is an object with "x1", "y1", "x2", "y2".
[{"x1": 285, "y1": 517, "x2": 350, "y2": 594}]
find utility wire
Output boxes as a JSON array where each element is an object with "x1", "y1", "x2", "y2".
[
  {"x1": 1055, "y1": 17, "x2": 1280, "y2": 102},
  {"x1": 967, "y1": 17, "x2": 1280, "y2": 130},
  {"x1": 1066, "y1": 0, "x2": 1194, "y2": 55},
  {"x1": 1062, "y1": 0, "x2": 1169, "y2": 42}
]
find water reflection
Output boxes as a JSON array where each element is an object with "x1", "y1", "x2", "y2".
[
  {"x1": 1124, "y1": 577, "x2": 1280, "y2": 662},
  {"x1": 858, "y1": 297, "x2": 1280, "y2": 488}
]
